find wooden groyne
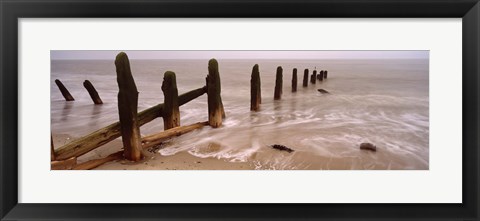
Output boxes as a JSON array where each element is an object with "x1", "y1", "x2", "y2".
[
  {"x1": 52, "y1": 52, "x2": 218, "y2": 167},
  {"x1": 51, "y1": 53, "x2": 330, "y2": 169}
]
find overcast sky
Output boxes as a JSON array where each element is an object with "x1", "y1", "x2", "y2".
[{"x1": 51, "y1": 50, "x2": 429, "y2": 60}]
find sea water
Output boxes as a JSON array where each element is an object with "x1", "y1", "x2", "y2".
[{"x1": 51, "y1": 59, "x2": 429, "y2": 170}]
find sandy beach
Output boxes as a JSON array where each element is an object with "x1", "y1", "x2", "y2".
[{"x1": 52, "y1": 133, "x2": 254, "y2": 170}]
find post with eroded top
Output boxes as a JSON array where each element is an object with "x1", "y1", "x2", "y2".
[
  {"x1": 274, "y1": 66, "x2": 283, "y2": 100},
  {"x1": 310, "y1": 70, "x2": 317, "y2": 84},
  {"x1": 292, "y1": 68, "x2": 297, "y2": 92},
  {"x1": 162, "y1": 71, "x2": 180, "y2": 130},
  {"x1": 207, "y1": 58, "x2": 223, "y2": 128},
  {"x1": 303, "y1": 69, "x2": 309, "y2": 87},
  {"x1": 250, "y1": 64, "x2": 261, "y2": 111},
  {"x1": 319, "y1": 70, "x2": 324, "y2": 81},
  {"x1": 115, "y1": 52, "x2": 143, "y2": 161},
  {"x1": 83, "y1": 80, "x2": 103, "y2": 104},
  {"x1": 55, "y1": 79, "x2": 75, "y2": 101}
]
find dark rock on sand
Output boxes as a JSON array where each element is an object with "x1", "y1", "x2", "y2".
[
  {"x1": 317, "y1": 89, "x2": 330, "y2": 94},
  {"x1": 271, "y1": 144, "x2": 294, "y2": 153},
  {"x1": 359, "y1": 143, "x2": 376, "y2": 151}
]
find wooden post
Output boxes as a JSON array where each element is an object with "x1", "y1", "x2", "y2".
[
  {"x1": 83, "y1": 80, "x2": 103, "y2": 104},
  {"x1": 206, "y1": 59, "x2": 223, "y2": 128},
  {"x1": 319, "y1": 70, "x2": 324, "y2": 81},
  {"x1": 115, "y1": 52, "x2": 143, "y2": 161},
  {"x1": 310, "y1": 70, "x2": 317, "y2": 84},
  {"x1": 292, "y1": 68, "x2": 297, "y2": 92},
  {"x1": 324, "y1": 70, "x2": 328, "y2": 79},
  {"x1": 250, "y1": 64, "x2": 261, "y2": 111},
  {"x1": 161, "y1": 71, "x2": 180, "y2": 130},
  {"x1": 55, "y1": 79, "x2": 74, "y2": 101},
  {"x1": 303, "y1": 69, "x2": 309, "y2": 87},
  {"x1": 51, "y1": 134, "x2": 55, "y2": 161},
  {"x1": 274, "y1": 66, "x2": 283, "y2": 100}
]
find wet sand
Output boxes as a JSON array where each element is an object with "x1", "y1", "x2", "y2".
[{"x1": 52, "y1": 134, "x2": 254, "y2": 170}]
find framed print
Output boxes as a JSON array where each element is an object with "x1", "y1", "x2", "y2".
[{"x1": 1, "y1": 0, "x2": 479, "y2": 220}]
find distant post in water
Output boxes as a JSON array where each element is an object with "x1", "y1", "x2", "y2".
[
  {"x1": 303, "y1": 69, "x2": 309, "y2": 87},
  {"x1": 310, "y1": 70, "x2": 317, "y2": 84},
  {"x1": 55, "y1": 79, "x2": 75, "y2": 101},
  {"x1": 162, "y1": 71, "x2": 180, "y2": 130},
  {"x1": 115, "y1": 52, "x2": 143, "y2": 161},
  {"x1": 206, "y1": 59, "x2": 223, "y2": 128},
  {"x1": 83, "y1": 80, "x2": 103, "y2": 104},
  {"x1": 324, "y1": 70, "x2": 328, "y2": 79},
  {"x1": 250, "y1": 64, "x2": 261, "y2": 111},
  {"x1": 274, "y1": 66, "x2": 283, "y2": 100},
  {"x1": 319, "y1": 70, "x2": 324, "y2": 81},
  {"x1": 291, "y1": 68, "x2": 297, "y2": 92}
]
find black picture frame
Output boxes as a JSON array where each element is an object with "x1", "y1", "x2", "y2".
[{"x1": 1, "y1": 0, "x2": 479, "y2": 220}]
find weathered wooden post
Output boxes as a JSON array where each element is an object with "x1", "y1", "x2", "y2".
[
  {"x1": 292, "y1": 68, "x2": 297, "y2": 92},
  {"x1": 319, "y1": 70, "x2": 324, "y2": 81},
  {"x1": 115, "y1": 52, "x2": 143, "y2": 161},
  {"x1": 303, "y1": 69, "x2": 309, "y2": 87},
  {"x1": 55, "y1": 79, "x2": 75, "y2": 101},
  {"x1": 162, "y1": 71, "x2": 180, "y2": 130},
  {"x1": 310, "y1": 70, "x2": 317, "y2": 84},
  {"x1": 206, "y1": 58, "x2": 223, "y2": 128},
  {"x1": 83, "y1": 80, "x2": 103, "y2": 104},
  {"x1": 51, "y1": 134, "x2": 55, "y2": 161},
  {"x1": 274, "y1": 66, "x2": 283, "y2": 100},
  {"x1": 324, "y1": 70, "x2": 328, "y2": 79},
  {"x1": 250, "y1": 64, "x2": 261, "y2": 111}
]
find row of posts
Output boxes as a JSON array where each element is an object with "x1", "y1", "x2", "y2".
[
  {"x1": 54, "y1": 79, "x2": 103, "y2": 104},
  {"x1": 54, "y1": 58, "x2": 327, "y2": 162},
  {"x1": 251, "y1": 66, "x2": 328, "y2": 111}
]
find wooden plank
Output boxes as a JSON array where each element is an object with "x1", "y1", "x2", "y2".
[
  {"x1": 142, "y1": 121, "x2": 208, "y2": 149},
  {"x1": 51, "y1": 157, "x2": 77, "y2": 170}
]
